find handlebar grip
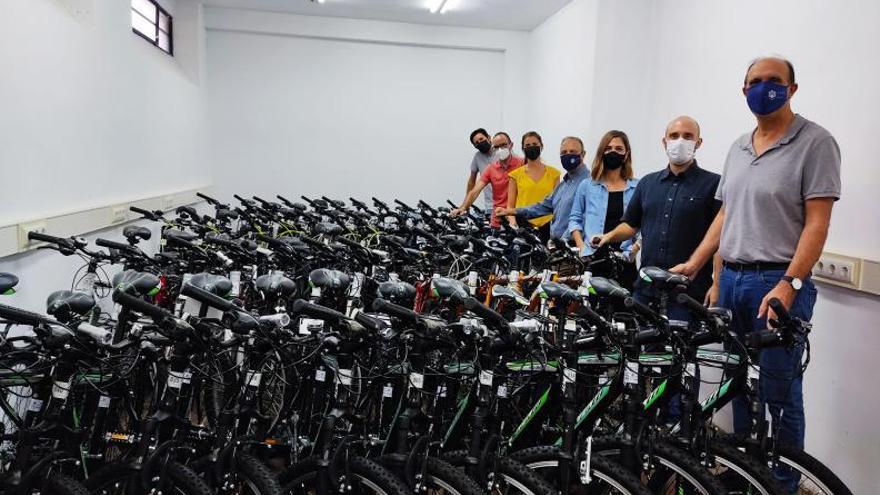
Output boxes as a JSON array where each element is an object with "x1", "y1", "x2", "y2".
[
  {"x1": 96, "y1": 238, "x2": 133, "y2": 252},
  {"x1": 292, "y1": 299, "x2": 346, "y2": 323},
  {"x1": 372, "y1": 197, "x2": 389, "y2": 209},
  {"x1": 298, "y1": 235, "x2": 329, "y2": 251},
  {"x1": 180, "y1": 283, "x2": 236, "y2": 312},
  {"x1": 624, "y1": 297, "x2": 661, "y2": 322},
  {"x1": 259, "y1": 313, "x2": 291, "y2": 327},
  {"x1": 112, "y1": 289, "x2": 174, "y2": 321},
  {"x1": 412, "y1": 227, "x2": 440, "y2": 244},
  {"x1": 76, "y1": 322, "x2": 113, "y2": 346},
  {"x1": 690, "y1": 330, "x2": 722, "y2": 347},
  {"x1": 675, "y1": 292, "x2": 711, "y2": 319},
  {"x1": 27, "y1": 231, "x2": 67, "y2": 245},
  {"x1": 276, "y1": 194, "x2": 294, "y2": 207},
  {"x1": 0, "y1": 302, "x2": 53, "y2": 326},
  {"x1": 353, "y1": 311, "x2": 384, "y2": 333},
  {"x1": 165, "y1": 235, "x2": 199, "y2": 250},
  {"x1": 371, "y1": 298, "x2": 421, "y2": 325},
  {"x1": 394, "y1": 199, "x2": 413, "y2": 211},
  {"x1": 746, "y1": 329, "x2": 783, "y2": 349},
  {"x1": 130, "y1": 206, "x2": 158, "y2": 220},
  {"x1": 633, "y1": 327, "x2": 664, "y2": 346},
  {"x1": 196, "y1": 192, "x2": 220, "y2": 205},
  {"x1": 768, "y1": 298, "x2": 792, "y2": 324},
  {"x1": 464, "y1": 297, "x2": 509, "y2": 332}
]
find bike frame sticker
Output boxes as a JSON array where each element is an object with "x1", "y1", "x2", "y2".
[
  {"x1": 510, "y1": 386, "x2": 552, "y2": 445},
  {"x1": 643, "y1": 379, "x2": 668, "y2": 410},
  {"x1": 701, "y1": 377, "x2": 733, "y2": 412},
  {"x1": 442, "y1": 394, "x2": 470, "y2": 447},
  {"x1": 575, "y1": 383, "x2": 611, "y2": 429}
]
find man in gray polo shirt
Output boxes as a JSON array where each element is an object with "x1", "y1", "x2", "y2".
[
  {"x1": 466, "y1": 128, "x2": 495, "y2": 213},
  {"x1": 672, "y1": 56, "x2": 840, "y2": 492}
]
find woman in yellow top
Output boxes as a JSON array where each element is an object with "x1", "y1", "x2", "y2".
[{"x1": 505, "y1": 131, "x2": 561, "y2": 241}]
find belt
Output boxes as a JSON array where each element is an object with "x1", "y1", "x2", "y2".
[{"x1": 722, "y1": 260, "x2": 790, "y2": 272}]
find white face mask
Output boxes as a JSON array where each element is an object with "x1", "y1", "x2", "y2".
[
  {"x1": 665, "y1": 138, "x2": 696, "y2": 165},
  {"x1": 493, "y1": 147, "x2": 510, "y2": 162}
]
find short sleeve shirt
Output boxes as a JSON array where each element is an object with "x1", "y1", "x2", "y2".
[
  {"x1": 508, "y1": 165, "x2": 561, "y2": 227},
  {"x1": 481, "y1": 156, "x2": 525, "y2": 227},
  {"x1": 716, "y1": 114, "x2": 841, "y2": 263},
  {"x1": 470, "y1": 151, "x2": 495, "y2": 211}
]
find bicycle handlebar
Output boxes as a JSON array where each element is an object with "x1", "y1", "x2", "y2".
[
  {"x1": 180, "y1": 283, "x2": 237, "y2": 312},
  {"x1": 112, "y1": 289, "x2": 174, "y2": 322}
]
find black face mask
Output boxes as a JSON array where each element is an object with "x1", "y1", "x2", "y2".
[
  {"x1": 475, "y1": 140, "x2": 491, "y2": 154},
  {"x1": 602, "y1": 151, "x2": 626, "y2": 171},
  {"x1": 524, "y1": 145, "x2": 542, "y2": 161}
]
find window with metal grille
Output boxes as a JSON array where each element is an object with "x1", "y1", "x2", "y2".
[{"x1": 131, "y1": 0, "x2": 173, "y2": 55}]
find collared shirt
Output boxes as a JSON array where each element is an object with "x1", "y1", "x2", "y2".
[
  {"x1": 517, "y1": 164, "x2": 590, "y2": 240},
  {"x1": 568, "y1": 177, "x2": 640, "y2": 255},
  {"x1": 717, "y1": 114, "x2": 841, "y2": 263},
  {"x1": 623, "y1": 161, "x2": 721, "y2": 292},
  {"x1": 470, "y1": 150, "x2": 495, "y2": 211},
  {"x1": 481, "y1": 156, "x2": 524, "y2": 227}
]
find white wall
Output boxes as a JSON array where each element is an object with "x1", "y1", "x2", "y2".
[
  {"x1": 204, "y1": 7, "x2": 530, "y2": 204},
  {"x1": 528, "y1": 0, "x2": 880, "y2": 492},
  {"x1": 0, "y1": 0, "x2": 210, "y2": 312},
  {"x1": 0, "y1": 0, "x2": 210, "y2": 226}
]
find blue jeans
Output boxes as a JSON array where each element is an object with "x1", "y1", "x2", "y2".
[
  {"x1": 634, "y1": 286, "x2": 701, "y2": 423},
  {"x1": 717, "y1": 266, "x2": 817, "y2": 493}
]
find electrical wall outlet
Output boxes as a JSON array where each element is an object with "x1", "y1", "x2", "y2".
[
  {"x1": 110, "y1": 205, "x2": 129, "y2": 224},
  {"x1": 17, "y1": 220, "x2": 48, "y2": 250},
  {"x1": 813, "y1": 252, "x2": 860, "y2": 287}
]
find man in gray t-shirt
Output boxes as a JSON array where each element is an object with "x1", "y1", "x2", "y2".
[
  {"x1": 671, "y1": 57, "x2": 840, "y2": 492},
  {"x1": 466, "y1": 128, "x2": 494, "y2": 212}
]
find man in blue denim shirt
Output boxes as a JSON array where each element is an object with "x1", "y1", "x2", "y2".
[
  {"x1": 495, "y1": 136, "x2": 590, "y2": 240},
  {"x1": 671, "y1": 57, "x2": 841, "y2": 493}
]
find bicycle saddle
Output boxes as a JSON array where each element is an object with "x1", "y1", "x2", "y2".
[
  {"x1": 536, "y1": 282, "x2": 579, "y2": 303},
  {"x1": 491, "y1": 285, "x2": 529, "y2": 306},
  {"x1": 431, "y1": 277, "x2": 469, "y2": 302},
  {"x1": 309, "y1": 268, "x2": 351, "y2": 291},
  {"x1": 112, "y1": 270, "x2": 161, "y2": 296},
  {"x1": 440, "y1": 235, "x2": 469, "y2": 250},
  {"x1": 378, "y1": 281, "x2": 417, "y2": 304},
  {"x1": 46, "y1": 290, "x2": 96, "y2": 321},
  {"x1": 589, "y1": 277, "x2": 630, "y2": 299},
  {"x1": 216, "y1": 208, "x2": 239, "y2": 222},
  {"x1": 315, "y1": 222, "x2": 344, "y2": 236},
  {"x1": 708, "y1": 306, "x2": 733, "y2": 322},
  {"x1": 123, "y1": 226, "x2": 152, "y2": 244},
  {"x1": 255, "y1": 273, "x2": 296, "y2": 297},
  {"x1": 639, "y1": 266, "x2": 689, "y2": 290},
  {"x1": 164, "y1": 229, "x2": 199, "y2": 242},
  {"x1": 0, "y1": 273, "x2": 19, "y2": 293},
  {"x1": 189, "y1": 273, "x2": 233, "y2": 296}
]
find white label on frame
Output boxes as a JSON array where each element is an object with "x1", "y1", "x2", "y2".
[
  {"x1": 98, "y1": 395, "x2": 112, "y2": 408},
  {"x1": 337, "y1": 368, "x2": 353, "y2": 386},
  {"x1": 479, "y1": 370, "x2": 493, "y2": 387},
  {"x1": 315, "y1": 369, "x2": 327, "y2": 382},
  {"x1": 28, "y1": 399, "x2": 43, "y2": 412},
  {"x1": 564, "y1": 368, "x2": 576, "y2": 385},
  {"x1": 623, "y1": 366, "x2": 639, "y2": 385},
  {"x1": 245, "y1": 371, "x2": 262, "y2": 387},
  {"x1": 748, "y1": 366, "x2": 760, "y2": 381},
  {"x1": 383, "y1": 384, "x2": 394, "y2": 398},
  {"x1": 409, "y1": 372, "x2": 425, "y2": 389},
  {"x1": 52, "y1": 381, "x2": 71, "y2": 400},
  {"x1": 496, "y1": 385, "x2": 508, "y2": 398}
]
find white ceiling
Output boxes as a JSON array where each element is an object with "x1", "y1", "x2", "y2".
[{"x1": 199, "y1": 0, "x2": 575, "y2": 31}]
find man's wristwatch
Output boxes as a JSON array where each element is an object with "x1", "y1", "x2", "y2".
[{"x1": 781, "y1": 275, "x2": 803, "y2": 290}]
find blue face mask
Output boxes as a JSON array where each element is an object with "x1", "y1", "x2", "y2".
[
  {"x1": 560, "y1": 153, "x2": 582, "y2": 171},
  {"x1": 746, "y1": 80, "x2": 789, "y2": 116}
]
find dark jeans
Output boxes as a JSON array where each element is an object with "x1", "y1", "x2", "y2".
[
  {"x1": 634, "y1": 285, "x2": 702, "y2": 423},
  {"x1": 717, "y1": 266, "x2": 817, "y2": 493}
]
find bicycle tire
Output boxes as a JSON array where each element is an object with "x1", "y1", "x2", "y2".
[
  {"x1": 441, "y1": 450, "x2": 554, "y2": 495},
  {"x1": 719, "y1": 436, "x2": 853, "y2": 495},
  {"x1": 592, "y1": 436, "x2": 729, "y2": 495},
  {"x1": 280, "y1": 455, "x2": 410, "y2": 495},
  {"x1": 511, "y1": 444, "x2": 651, "y2": 495},
  {"x1": 707, "y1": 441, "x2": 786, "y2": 495},
  {"x1": 85, "y1": 461, "x2": 212, "y2": 495},
  {"x1": 234, "y1": 451, "x2": 283, "y2": 495},
  {"x1": 41, "y1": 474, "x2": 90, "y2": 495}
]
